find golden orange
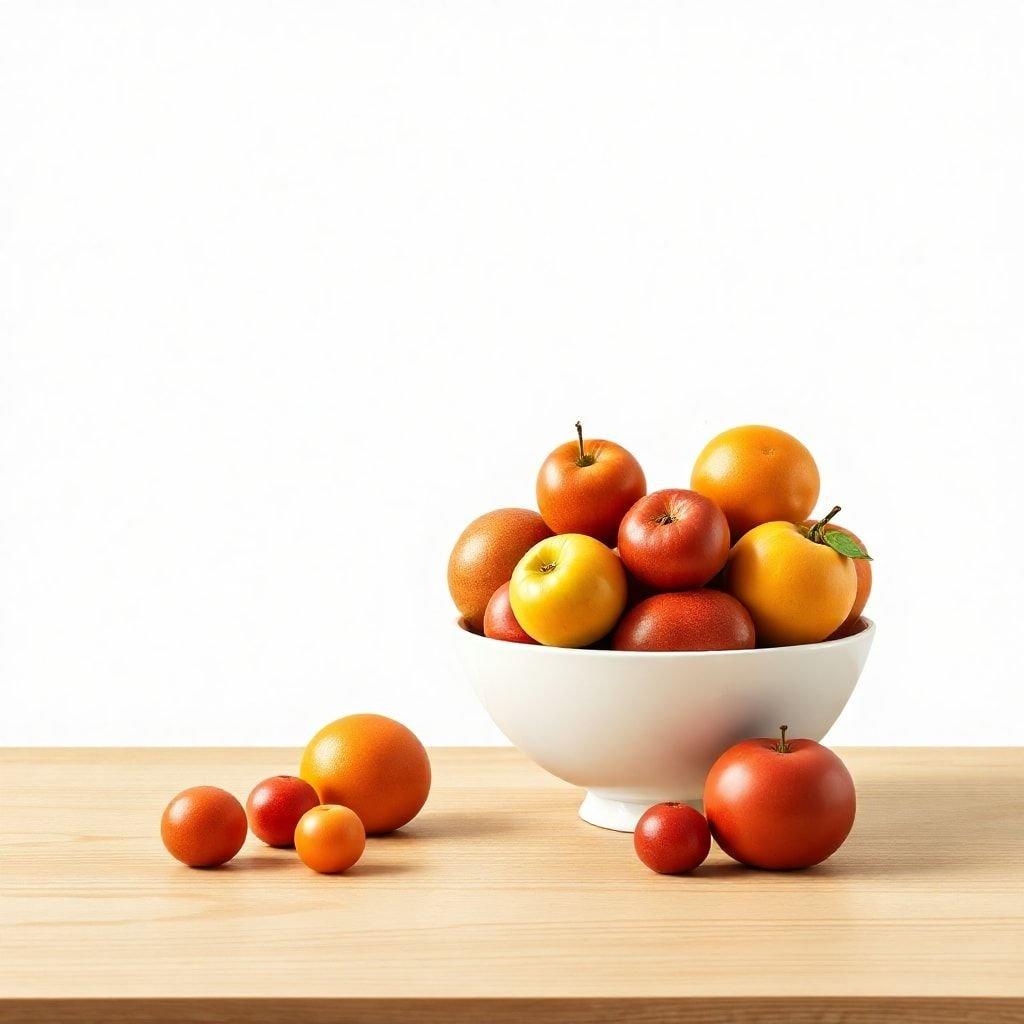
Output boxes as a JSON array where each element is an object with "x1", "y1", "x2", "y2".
[
  {"x1": 725, "y1": 521, "x2": 856, "y2": 646},
  {"x1": 691, "y1": 426, "x2": 820, "y2": 539},
  {"x1": 299, "y1": 714, "x2": 431, "y2": 834},
  {"x1": 294, "y1": 804, "x2": 365, "y2": 874}
]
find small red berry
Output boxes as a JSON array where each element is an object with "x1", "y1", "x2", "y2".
[{"x1": 634, "y1": 802, "x2": 711, "y2": 874}]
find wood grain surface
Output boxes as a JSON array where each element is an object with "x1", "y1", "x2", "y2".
[{"x1": 2, "y1": 747, "x2": 1022, "y2": 1023}]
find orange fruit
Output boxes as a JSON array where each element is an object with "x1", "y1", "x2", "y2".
[
  {"x1": 299, "y1": 714, "x2": 431, "y2": 834},
  {"x1": 801, "y1": 519, "x2": 872, "y2": 635},
  {"x1": 725, "y1": 521, "x2": 856, "y2": 646},
  {"x1": 294, "y1": 804, "x2": 366, "y2": 874},
  {"x1": 448, "y1": 508, "x2": 553, "y2": 632},
  {"x1": 160, "y1": 786, "x2": 248, "y2": 868},
  {"x1": 691, "y1": 426, "x2": 820, "y2": 539}
]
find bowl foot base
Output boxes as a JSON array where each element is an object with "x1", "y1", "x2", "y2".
[{"x1": 578, "y1": 792, "x2": 703, "y2": 832}]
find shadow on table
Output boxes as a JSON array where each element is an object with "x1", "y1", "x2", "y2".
[
  {"x1": 389, "y1": 810, "x2": 514, "y2": 841},
  {"x1": 222, "y1": 854, "x2": 297, "y2": 872}
]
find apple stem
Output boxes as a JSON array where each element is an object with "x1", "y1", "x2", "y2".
[
  {"x1": 574, "y1": 421, "x2": 595, "y2": 467},
  {"x1": 808, "y1": 505, "x2": 841, "y2": 543},
  {"x1": 776, "y1": 724, "x2": 791, "y2": 753}
]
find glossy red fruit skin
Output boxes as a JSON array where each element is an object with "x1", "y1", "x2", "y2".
[
  {"x1": 634, "y1": 803, "x2": 711, "y2": 874},
  {"x1": 612, "y1": 591, "x2": 755, "y2": 652},
  {"x1": 704, "y1": 738, "x2": 856, "y2": 870},
  {"x1": 483, "y1": 582, "x2": 537, "y2": 645},
  {"x1": 246, "y1": 776, "x2": 321, "y2": 848},
  {"x1": 537, "y1": 438, "x2": 646, "y2": 546},
  {"x1": 617, "y1": 489, "x2": 730, "y2": 591}
]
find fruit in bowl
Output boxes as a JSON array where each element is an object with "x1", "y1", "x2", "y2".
[
  {"x1": 725, "y1": 505, "x2": 871, "y2": 647},
  {"x1": 448, "y1": 508, "x2": 552, "y2": 632},
  {"x1": 800, "y1": 518, "x2": 873, "y2": 638},
  {"x1": 449, "y1": 421, "x2": 876, "y2": 829},
  {"x1": 483, "y1": 582, "x2": 537, "y2": 645},
  {"x1": 448, "y1": 422, "x2": 872, "y2": 654},
  {"x1": 617, "y1": 488, "x2": 730, "y2": 591},
  {"x1": 612, "y1": 591, "x2": 755, "y2": 652},
  {"x1": 509, "y1": 534, "x2": 627, "y2": 648},
  {"x1": 691, "y1": 424, "x2": 820, "y2": 540},
  {"x1": 536, "y1": 422, "x2": 646, "y2": 545}
]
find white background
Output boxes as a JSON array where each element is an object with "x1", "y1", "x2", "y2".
[{"x1": 2, "y1": 1, "x2": 1022, "y2": 747}]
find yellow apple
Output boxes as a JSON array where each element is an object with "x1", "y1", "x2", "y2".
[{"x1": 509, "y1": 534, "x2": 627, "y2": 647}]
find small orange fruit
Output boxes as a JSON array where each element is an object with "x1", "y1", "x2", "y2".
[
  {"x1": 299, "y1": 714, "x2": 431, "y2": 834},
  {"x1": 691, "y1": 425, "x2": 820, "y2": 539},
  {"x1": 725, "y1": 519, "x2": 856, "y2": 646},
  {"x1": 160, "y1": 786, "x2": 248, "y2": 868},
  {"x1": 294, "y1": 805, "x2": 366, "y2": 874}
]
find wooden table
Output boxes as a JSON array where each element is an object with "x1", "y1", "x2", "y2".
[{"x1": 2, "y1": 747, "x2": 1022, "y2": 1023}]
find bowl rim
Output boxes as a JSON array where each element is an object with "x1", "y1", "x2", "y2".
[{"x1": 456, "y1": 616, "x2": 875, "y2": 658}]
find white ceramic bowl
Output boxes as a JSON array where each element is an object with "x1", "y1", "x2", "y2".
[{"x1": 455, "y1": 618, "x2": 874, "y2": 831}]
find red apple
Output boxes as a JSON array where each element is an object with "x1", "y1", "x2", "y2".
[
  {"x1": 617, "y1": 489, "x2": 730, "y2": 590},
  {"x1": 613, "y1": 591, "x2": 755, "y2": 652},
  {"x1": 634, "y1": 803, "x2": 711, "y2": 874},
  {"x1": 246, "y1": 775, "x2": 321, "y2": 848},
  {"x1": 536, "y1": 421, "x2": 646, "y2": 545},
  {"x1": 483, "y1": 582, "x2": 537, "y2": 644},
  {"x1": 703, "y1": 727, "x2": 856, "y2": 870}
]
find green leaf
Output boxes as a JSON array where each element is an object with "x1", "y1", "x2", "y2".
[{"x1": 823, "y1": 530, "x2": 873, "y2": 560}]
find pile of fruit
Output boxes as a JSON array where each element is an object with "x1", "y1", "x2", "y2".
[
  {"x1": 449, "y1": 423, "x2": 872, "y2": 650},
  {"x1": 160, "y1": 714, "x2": 431, "y2": 873}
]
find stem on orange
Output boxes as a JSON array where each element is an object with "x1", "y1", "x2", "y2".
[{"x1": 808, "y1": 505, "x2": 842, "y2": 543}]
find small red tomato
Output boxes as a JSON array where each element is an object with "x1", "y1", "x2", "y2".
[
  {"x1": 704, "y1": 726, "x2": 856, "y2": 870},
  {"x1": 246, "y1": 775, "x2": 321, "y2": 848},
  {"x1": 483, "y1": 582, "x2": 537, "y2": 644},
  {"x1": 634, "y1": 802, "x2": 711, "y2": 874}
]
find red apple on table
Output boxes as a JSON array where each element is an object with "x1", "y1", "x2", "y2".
[
  {"x1": 613, "y1": 591, "x2": 755, "y2": 652},
  {"x1": 617, "y1": 489, "x2": 730, "y2": 591},
  {"x1": 703, "y1": 726, "x2": 856, "y2": 870},
  {"x1": 536, "y1": 422, "x2": 646, "y2": 546},
  {"x1": 246, "y1": 775, "x2": 321, "y2": 848},
  {"x1": 483, "y1": 582, "x2": 537, "y2": 645}
]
